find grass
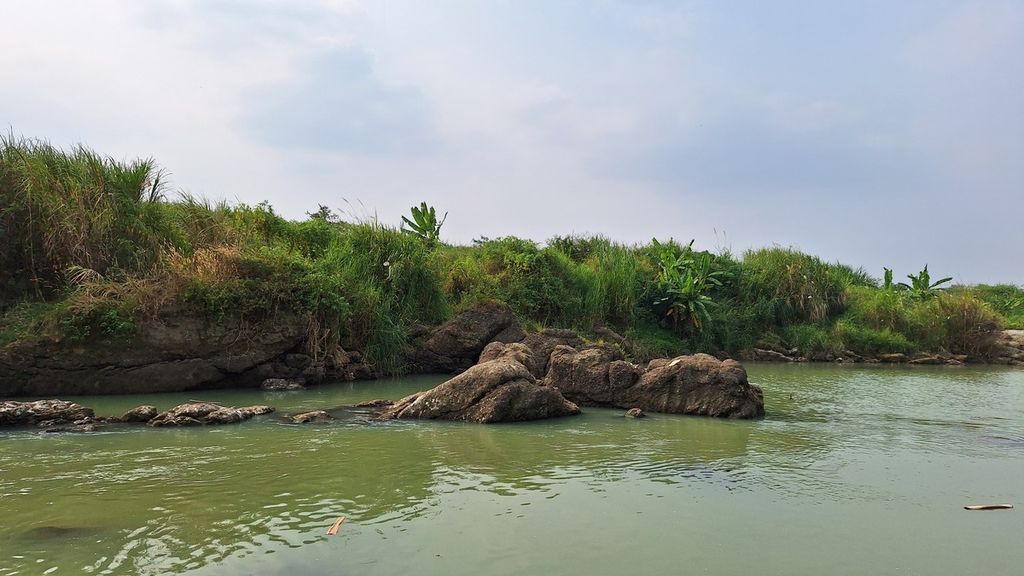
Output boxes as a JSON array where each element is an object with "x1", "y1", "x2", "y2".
[{"x1": 1, "y1": 135, "x2": 1019, "y2": 370}]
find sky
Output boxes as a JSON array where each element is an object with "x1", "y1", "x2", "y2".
[{"x1": 2, "y1": 0, "x2": 1022, "y2": 283}]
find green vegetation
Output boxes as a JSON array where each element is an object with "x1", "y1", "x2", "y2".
[
  {"x1": 1, "y1": 136, "x2": 1019, "y2": 369},
  {"x1": 897, "y1": 265, "x2": 952, "y2": 300},
  {"x1": 401, "y1": 202, "x2": 447, "y2": 248}
]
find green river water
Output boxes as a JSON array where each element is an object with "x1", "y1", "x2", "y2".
[{"x1": 2, "y1": 364, "x2": 1023, "y2": 575}]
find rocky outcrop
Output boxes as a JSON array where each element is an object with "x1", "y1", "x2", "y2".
[
  {"x1": 0, "y1": 399, "x2": 95, "y2": 427},
  {"x1": 0, "y1": 312, "x2": 306, "y2": 396},
  {"x1": 545, "y1": 346, "x2": 764, "y2": 419},
  {"x1": 379, "y1": 358, "x2": 580, "y2": 423},
  {"x1": 147, "y1": 402, "x2": 274, "y2": 427},
  {"x1": 412, "y1": 301, "x2": 526, "y2": 373},
  {"x1": 0, "y1": 309, "x2": 376, "y2": 396},
  {"x1": 992, "y1": 330, "x2": 1024, "y2": 366}
]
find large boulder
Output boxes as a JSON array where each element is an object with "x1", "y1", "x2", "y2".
[
  {"x1": 0, "y1": 399, "x2": 95, "y2": 427},
  {"x1": 379, "y1": 358, "x2": 579, "y2": 423},
  {"x1": 545, "y1": 346, "x2": 764, "y2": 419},
  {"x1": 478, "y1": 329, "x2": 594, "y2": 378},
  {"x1": 147, "y1": 402, "x2": 275, "y2": 427},
  {"x1": 413, "y1": 301, "x2": 526, "y2": 373}
]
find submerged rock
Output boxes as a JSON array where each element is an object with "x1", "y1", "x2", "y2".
[
  {"x1": 261, "y1": 378, "x2": 306, "y2": 391},
  {"x1": 545, "y1": 347, "x2": 764, "y2": 419},
  {"x1": 0, "y1": 399, "x2": 95, "y2": 427},
  {"x1": 353, "y1": 399, "x2": 394, "y2": 408},
  {"x1": 625, "y1": 408, "x2": 646, "y2": 418},
  {"x1": 291, "y1": 410, "x2": 333, "y2": 424},
  {"x1": 147, "y1": 402, "x2": 275, "y2": 427},
  {"x1": 379, "y1": 358, "x2": 580, "y2": 423}
]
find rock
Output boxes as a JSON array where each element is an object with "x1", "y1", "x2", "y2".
[
  {"x1": 206, "y1": 407, "x2": 245, "y2": 424},
  {"x1": 479, "y1": 341, "x2": 535, "y2": 369},
  {"x1": 120, "y1": 405, "x2": 158, "y2": 423},
  {"x1": 261, "y1": 378, "x2": 305, "y2": 391},
  {"x1": 379, "y1": 358, "x2": 580, "y2": 423},
  {"x1": 0, "y1": 400, "x2": 95, "y2": 427},
  {"x1": 291, "y1": 410, "x2": 333, "y2": 424},
  {"x1": 625, "y1": 408, "x2": 646, "y2": 418},
  {"x1": 414, "y1": 301, "x2": 526, "y2": 373},
  {"x1": 0, "y1": 312, "x2": 307, "y2": 396},
  {"x1": 878, "y1": 353, "x2": 907, "y2": 363},
  {"x1": 239, "y1": 405, "x2": 275, "y2": 417},
  {"x1": 594, "y1": 327, "x2": 630, "y2": 350},
  {"x1": 284, "y1": 354, "x2": 313, "y2": 370},
  {"x1": 545, "y1": 347, "x2": 764, "y2": 419},
  {"x1": 543, "y1": 346, "x2": 641, "y2": 406},
  {"x1": 991, "y1": 330, "x2": 1024, "y2": 364},
  {"x1": 519, "y1": 329, "x2": 586, "y2": 377},
  {"x1": 353, "y1": 399, "x2": 394, "y2": 408},
  {"x1": 147, "y1": 402, "x2": 274, "y2": 427}
]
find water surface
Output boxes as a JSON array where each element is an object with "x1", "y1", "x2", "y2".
[{"x1": 2, "y1": 365, "x2": 1023, "y2": 575}]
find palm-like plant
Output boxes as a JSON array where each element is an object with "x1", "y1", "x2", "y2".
[
  {"x1": 401, "y1": 202, "x2": 446, "y2": 247},
  {"x1": 651, "y1": 239, "x2": 727, "y2": 333},
  {"x1": 897, "y1": 265, "x2": 952, "y2": 300}
]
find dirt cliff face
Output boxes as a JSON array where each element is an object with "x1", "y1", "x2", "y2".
[{"x1": 0, "y1": 312, "x2": 307, "y2": 396}]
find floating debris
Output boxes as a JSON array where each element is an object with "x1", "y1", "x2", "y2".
[
  {"x1": 327, "y1": 515, "x2": 346, "y2": 535},
  {"x1": 964, "y1": 504, "x2": 1013, "y2": 511}
]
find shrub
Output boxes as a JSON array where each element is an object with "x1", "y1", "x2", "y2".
[{"x1": 931, "y1": 293, "x2": 1003, "y2": 357}]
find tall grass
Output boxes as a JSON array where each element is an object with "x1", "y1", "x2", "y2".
[
  {"x1": 0, "y1": 135, "x2": 170, "y2": 302},
  {"x1": 739, "y1": 247, "x2": 867, "y2": 324},
  {"x1": 2, "y1": 135, "x2": 1017, "y2": 367}
]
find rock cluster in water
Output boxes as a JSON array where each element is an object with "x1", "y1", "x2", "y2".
[
  {"x1": 0, "y1": 400, "x2": 275, "y2": 431},
  {"x1": 378, "y1": 301, "x2": 765, "y2": 423},
  {"x1": 0, "y1": 399, "x2": 96, "y2": 429},
  {"x1": 146, "y1": 402, "x2": 274, "y2": 427},
  {"x1": 380, "y1": 357, "x2": 580, "y2": 423}
]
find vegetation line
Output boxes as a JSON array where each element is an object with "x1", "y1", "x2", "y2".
[{"x1": 2, "y1": 135, "x2": 1021, "y2": 371}]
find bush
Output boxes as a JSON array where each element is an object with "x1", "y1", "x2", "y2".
[{"x1": 931, "y1": 293, "x2": 1003, "y2": 357}]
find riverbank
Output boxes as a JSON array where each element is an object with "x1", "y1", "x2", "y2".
[{"x1": 2, "y1": 135, "x2": 1023, "y2": 392}]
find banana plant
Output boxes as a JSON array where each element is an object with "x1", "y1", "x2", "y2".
[
  {"x1": 897, "y1": 265, "x2": 952, "y2": 300},
  {"x1": 401, "y1": 202, "x2": 447, "y2": 247},
  {"x1": 883, "y1": 267, "x2": 894, "y2": 291},
  {"x1": 651, "y1": 239, "x2": 727, "y2": 333}
]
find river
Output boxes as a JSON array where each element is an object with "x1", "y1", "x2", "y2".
[{"x1": 2, "y1": 364, "x2": 1023, "y2": 575}]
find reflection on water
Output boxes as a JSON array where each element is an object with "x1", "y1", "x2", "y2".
[{"x1": 2, "y1": 365, "x2": 1023, "y2": 575}]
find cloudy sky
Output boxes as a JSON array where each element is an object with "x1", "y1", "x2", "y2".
[{"x1": 3, "y1": 0, "x2": 1022, "y2": 283}]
